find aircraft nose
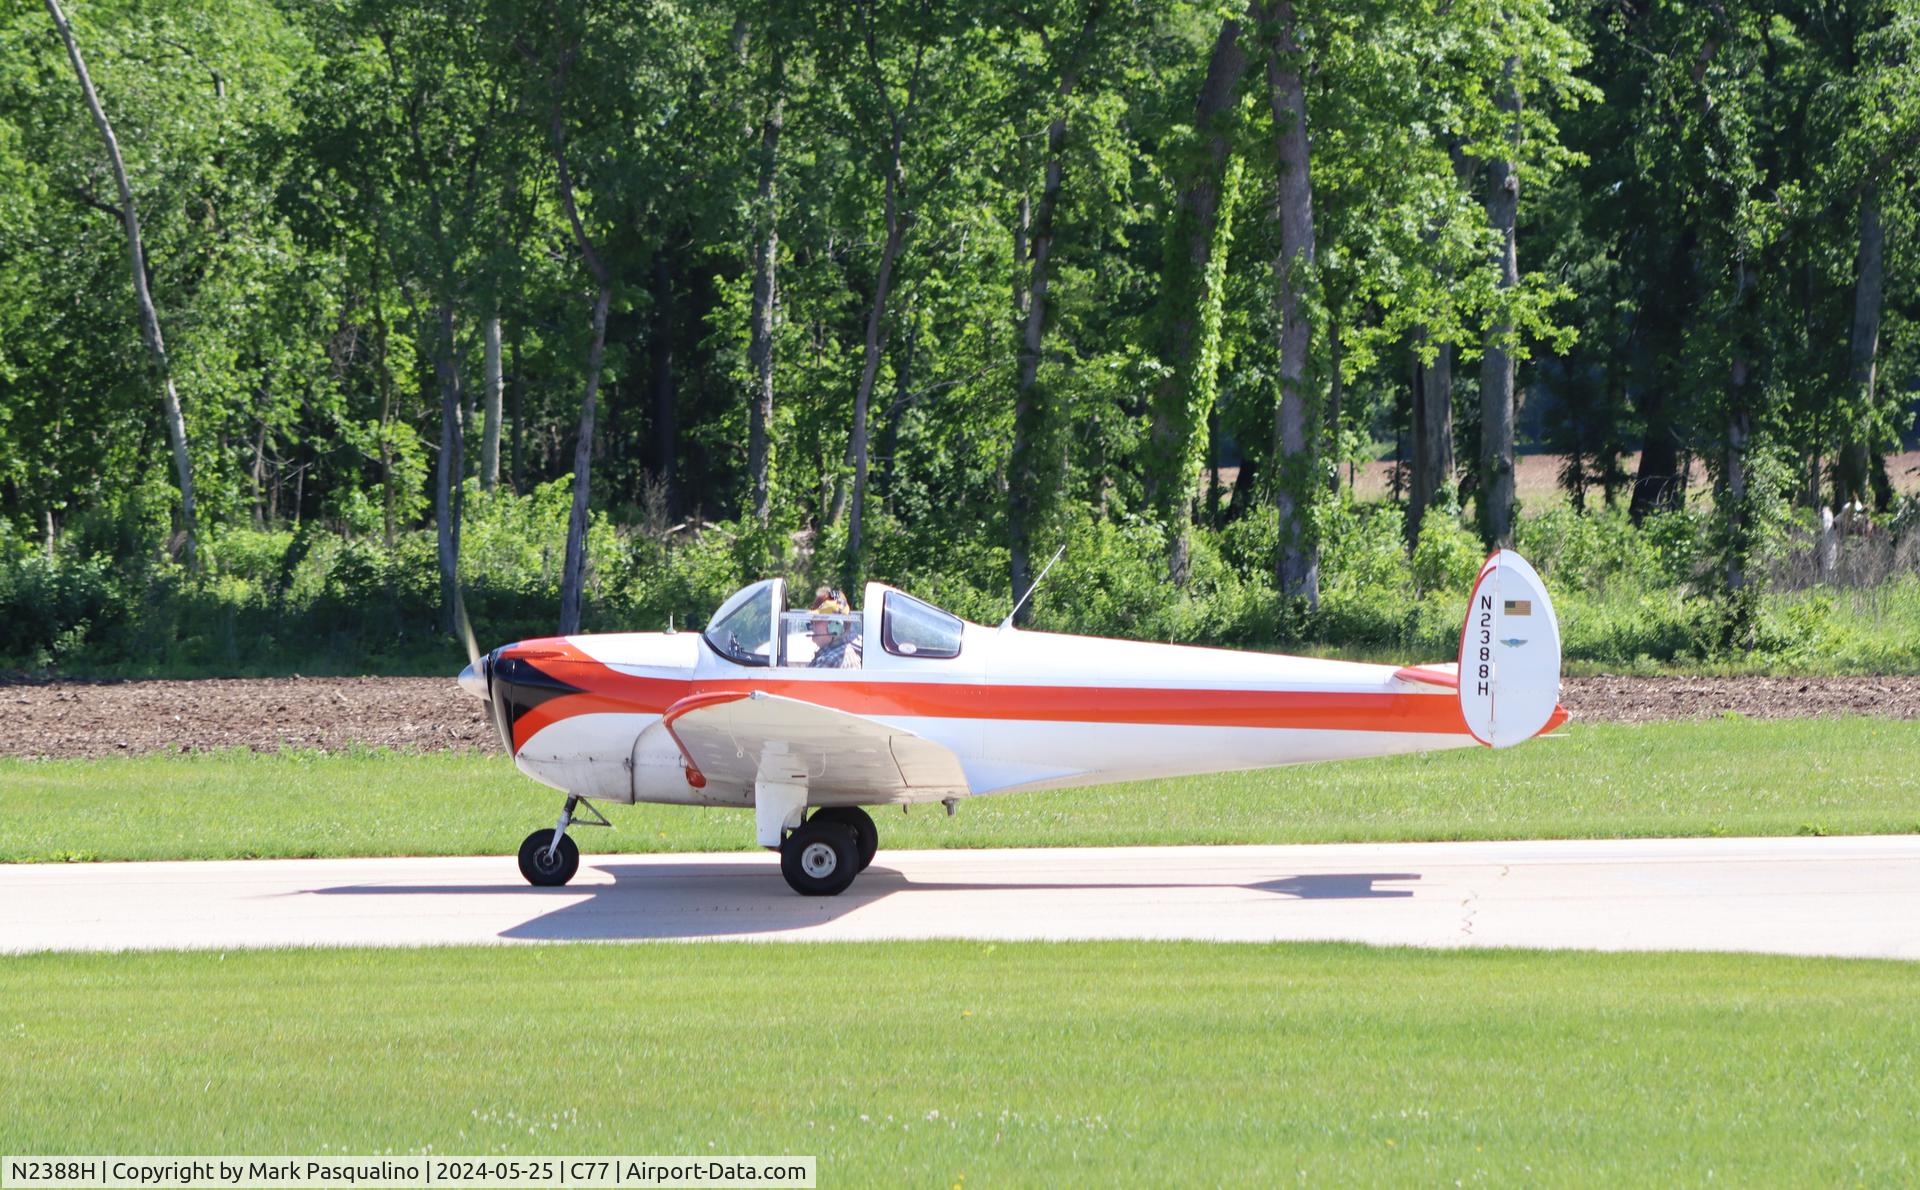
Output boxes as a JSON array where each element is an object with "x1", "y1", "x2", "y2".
[{"x1": 457, "y1": 657, "x2": 489, "y2": 700}]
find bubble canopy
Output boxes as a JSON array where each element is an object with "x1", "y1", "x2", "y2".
[{"x1": 703, "y1": 578, "x2": 784, "y2": 667}]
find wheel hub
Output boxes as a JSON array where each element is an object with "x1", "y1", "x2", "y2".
[{"x1": 800, "y1": 841, "x2": 838, "y2": 878}]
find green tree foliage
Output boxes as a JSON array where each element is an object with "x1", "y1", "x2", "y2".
[{"x1": 0, "y1": 0, "x2": 1915, "y2": 669}]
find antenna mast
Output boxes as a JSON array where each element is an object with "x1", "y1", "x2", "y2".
[{"x1": 1000, "y1": 544, "x2": 1066, "y2": 630}]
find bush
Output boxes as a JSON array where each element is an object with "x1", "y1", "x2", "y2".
[
  {"x1": 3, "y1": 483, "x2": 1915, "y2": 676},
  {"x1": 1410, "y1": 506, "x2": 1483, "y2": 596},
  {"x1": 0, "y1": 550, "x2": 129, "y2": 666}
]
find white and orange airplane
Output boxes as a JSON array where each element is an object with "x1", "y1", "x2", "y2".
[{"x1": 458, "y1": 549, "x2": 1567, "y2": 895}]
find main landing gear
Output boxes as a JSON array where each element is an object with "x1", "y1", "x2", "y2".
[
  {"x1": 514, "y1": 797, "x2": 880, "y2": 896},
  {"x1": 517, "y1": 795, "x2": 610, "y2": 887},
  {"x1": 780, "y1": 806, "x2": 877, "y2": 897}
]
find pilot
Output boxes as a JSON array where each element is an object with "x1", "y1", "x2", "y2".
[{"x1": 806, "y1": 589, "x2": 861, "y2": 669}]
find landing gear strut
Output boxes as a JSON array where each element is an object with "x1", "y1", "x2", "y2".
[
  {"x1": 517, "y1": 795, "x2": 610, "y2": 887},
  {"x1": 778, "y1": 806, "x2": 879, "y2": 896}
]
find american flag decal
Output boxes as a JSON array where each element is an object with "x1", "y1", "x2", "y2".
[{"x1": 1504, "y1": 599, "x2": 1533, "y2": 616}]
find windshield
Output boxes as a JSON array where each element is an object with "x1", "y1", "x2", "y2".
[{"x1": 703, "y1": 579, "x2": 783, "y2": 666}]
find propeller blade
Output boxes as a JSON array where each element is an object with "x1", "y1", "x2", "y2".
[
  {"x1": 454, "y1": 586, "x2": 480, "y2": 668},
  {"x1": 452, "y1": 587, "x2": 492, "y2": 708}
]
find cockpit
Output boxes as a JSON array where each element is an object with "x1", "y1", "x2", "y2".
[{"x1": 701, "y1": 579, "x2": 966, "y2": 670}]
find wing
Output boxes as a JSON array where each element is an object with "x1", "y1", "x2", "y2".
[{"x1": 659, "y1": 690, "x2": 970, "y2": 802}]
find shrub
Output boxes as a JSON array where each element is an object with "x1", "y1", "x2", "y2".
[
  {"x1": 1410, "y1": 506, "x2": 1483, "y2": 596},
  {"x1": 3, "y1": 482, "x2": 1914, "y2": 676}
]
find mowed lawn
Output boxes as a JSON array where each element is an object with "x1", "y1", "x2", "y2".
[
  {"x1": 1, "y1": 943, "x2": 1915, "y2": 1183},
  {"x1": 1, "y1": 717, "x2": 1916, "y2": 863}
]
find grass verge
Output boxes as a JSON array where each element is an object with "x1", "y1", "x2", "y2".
[
  {"x1": 2, "y1": 717, "x2": 1916, "y2": 863},
  {"x1": 2, "y1": 943, "x2": 1916, "y2": 1183}
]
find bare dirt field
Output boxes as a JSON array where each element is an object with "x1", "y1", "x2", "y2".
[
  {"x1": 0, "y1": 674, "x2": 1914, "y2": 760},
  {"x1": 1216, "y1": 449, "x2": 1920, "y2": 505}
]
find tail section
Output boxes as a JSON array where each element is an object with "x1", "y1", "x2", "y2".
[{"x1": 1457, "y1": 550, "x2": 1564, "y2": 748}]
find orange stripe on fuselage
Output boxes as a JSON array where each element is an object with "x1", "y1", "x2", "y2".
[{"x1": 501, "y1": 637, "x2": 1502, "y2": 754}]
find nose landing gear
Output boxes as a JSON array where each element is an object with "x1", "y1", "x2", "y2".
[{"x1": 517, "y1": 795, "x2": 611, "y2": 887}]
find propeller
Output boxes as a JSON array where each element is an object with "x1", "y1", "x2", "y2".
[{"x1": 454, "y1": 585, "x2": 489, "y2": 701}]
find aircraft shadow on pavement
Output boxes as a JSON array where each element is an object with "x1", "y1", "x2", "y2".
[{"x1": 308, "y1": 860, "x2": 1421, "y2": 942}]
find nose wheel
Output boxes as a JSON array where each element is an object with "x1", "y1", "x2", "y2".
[
  {"x1": 518, "y1": 829, "x2": 579, "y2": 886},
  {"x1": 517, "y1": 795, "x2": 610, "y2": 887}
]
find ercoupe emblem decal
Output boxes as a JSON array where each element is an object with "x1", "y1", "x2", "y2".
[{"x1": 1501, "y1": 638, "x2": 1527, "y2": 648}]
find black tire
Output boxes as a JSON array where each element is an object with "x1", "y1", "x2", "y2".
[
  {"x1": 808, "y1": 806, "x2": 878, "y2": 871},
  {"x1": 780, "y1": 820, "x2": 860, "y2": 896},
  {"x1": 518, "y1": 829, "x2": 580, "y2": 887}
]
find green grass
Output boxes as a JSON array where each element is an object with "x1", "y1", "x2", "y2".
[
  {"x1": 2, "y1": 718, "x2": 1916, "y2": 863},
  {"x1": 2, "y1": 943, "x2": 1916, "y2": 1183}
]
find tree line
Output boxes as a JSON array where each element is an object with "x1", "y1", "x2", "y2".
[{"x1": 1, "y1": 0, "x2": 1915, "y2": 638}]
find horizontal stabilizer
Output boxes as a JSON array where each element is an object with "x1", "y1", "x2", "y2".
[{"x1": 1392, "y1": 663, "x2": 1459, "y2": 690}]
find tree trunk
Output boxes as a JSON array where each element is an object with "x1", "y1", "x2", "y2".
[
  {"x1": 747, "y1": 51, "x2": 784, "y2": 529},
  {"x1": 1628, "y1": 233, "x2": 1691, "y2": 521},
  {"x1": 841, "y1": 211, "x2": 902, "y2": 581},
  {"x1": 481, "y1": 314, "x2": 503, "y2": 490},
  {"x1": 1409, "y1": 335, "x2": 1455, "y2": 537},
  {"x1": 1429, "y1": 345, "x2": 1456, "y2": 493},
  {"x1": 1408, "y1": 348, "x2": 1424, "y2": 518},
  {"x1": 1837, "y1": 184, "x2": 1883, "y2": 508},
  {"x1": 46, "y1": 0, "x2": 198, "y2": 567},
  {"x1": 373, "y1": 251, "x2": 396, "y2": 545},
  {"x1": 432, "y1": 303, "x2": 464, "y2": 635},
  {"x1": 1257, "y1": 0, "x2": 1318, "y2": 608},
  {"x1": 548, "y1": 53, "x2": 613, "y2": 635},
  {"x1": 509, "y1": 318, "x2": 525, "y2": 493},
  {"x1": 1007, "y1": 4, "x2": 1106, "y2": 619},
  {"x1": 1008, "y1": 109, "x2": 1074, "y2": 623},
  {"x1": 1629, "y1": 390, "x2": 1684, "y2": 520},
  {"x1": 1630, "y1": 33, "x2": 1724, "y2": 526},
  {"x1": 1326, "y1": 307, "x2": 1344, "y2": 493},
  {"x1": 1478, "y1": 56, "x2": 1521, "y2": 548},
  {"x1": 1725, "y1": 406, "x2": 1750, "y2": 592},
  {"x1": 647, "y1": 254, "x2": 677, "y2": 507},
  {"x1": 1724, "y1": 257, "x2": 1755, "y2": 598},
  {"x1": 878, "y1": 311, "x2": 919, "y2": 511},
  {"x1": 1407, "y1": 145, "x2": 1476, "y2": 545},
  {"x1": 1229, "y1": 454, "x2": 1258, "y2": 518},
  {"x1": 1146, "y1": 17, "x2": 1247, "y2": 587},
  {"x1": 831, "y1": 121, "x2": 908, "y2": 583},
  {"x1": 250, "y1": 412, "x2": 267, "y2": 528},
  {"x1": 558, "y1": 285, "x2": 611, "y2": 635},
  {"x1": 1012, "y1": 192, "x2": 1030, "y2": 323}
]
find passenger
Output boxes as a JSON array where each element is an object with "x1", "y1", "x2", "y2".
[{"x1": 806, "y1": 590, "x2": 861, "y2": 669}]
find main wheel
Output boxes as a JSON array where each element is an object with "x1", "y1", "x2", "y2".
[
  {"x1": 807, "y1": 806, "x2": 878, "y2": 871},
  {"x1": 780, "y1": 820, "x2": 860, "y2": 896},
  {"x1": 518, "y1": 829, "x2": 580, "y2": 887}
]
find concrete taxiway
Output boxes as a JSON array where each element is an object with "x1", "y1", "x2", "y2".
[{"x1": 3, "y1": 836, "x2": 1917, "y2": 958}]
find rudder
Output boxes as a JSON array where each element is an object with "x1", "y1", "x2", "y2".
[{"x1": 1457, "y1": 550, "x2": 1563, "y2": 748}]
